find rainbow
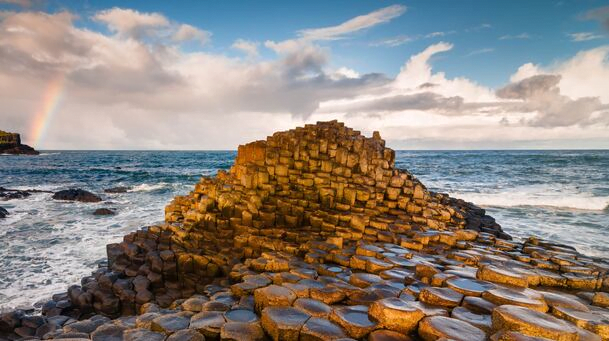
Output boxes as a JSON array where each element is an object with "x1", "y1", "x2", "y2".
[{"x1": 29, "y1": 74, "x2": 66, "y2": 149}]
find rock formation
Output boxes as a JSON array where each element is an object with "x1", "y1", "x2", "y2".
[
  {"x1": 2, "y1": 121, "x2": 609, "y2": 341},
  {"x1": 52, "y1": 189, "x2": 102, "y2": 203},
  {"x1": 0, "y1": 130, "x2": 39, "y2": 155}
]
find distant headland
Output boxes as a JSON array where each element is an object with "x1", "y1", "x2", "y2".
[{"x1": 0, "y1": 130, "x2": 39, "y2": 155}]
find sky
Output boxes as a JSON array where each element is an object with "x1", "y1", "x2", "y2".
[{"x1": 1, "y1": 0, "x2": 609, "y2": 150}]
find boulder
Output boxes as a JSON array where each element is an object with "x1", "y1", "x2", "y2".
[
  {"x1": 93, "y1": 208, "x2": 116, "y2": 216},
  {"x1": 0, "y1": 206, "x2": 7, "y2": 218},
  {"x1": 104, "y1": 186, "x2": 131, "y2": 193},
  {"x1": 53, "y1": 189, "x2": 102, "y2": 203}
]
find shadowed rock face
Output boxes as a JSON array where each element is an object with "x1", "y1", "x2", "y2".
[
  {"x1": 5, "y1": 121, "x2": 609, "y2": 341},
  {"x1": 0, "y1": 131, "x2": 39, "y2": 155}
]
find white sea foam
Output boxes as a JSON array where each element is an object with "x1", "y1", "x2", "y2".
[
  {"x1": 452, "y1": 187, "x2": 609, "y2": 211},
  {"x1": 128, "y1": 183, "x2": 169, "y2": 192}
]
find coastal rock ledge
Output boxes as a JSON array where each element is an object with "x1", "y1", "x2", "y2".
[
  {"x1": 0, "y1": 130, "x2": 39, "y2": 155},
  {"x1": 2, "y1": 121, "x2": 609, "y2": 341}
]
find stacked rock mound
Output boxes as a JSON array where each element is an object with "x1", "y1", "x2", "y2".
[{"x1": 2, "y1": 121, "x2": 609, "y2": 341}]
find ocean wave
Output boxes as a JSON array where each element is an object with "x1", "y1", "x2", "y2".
[
  {"x1": 128, "y1": 183, "x2": 170, "y2": 192},
  {"x1": 39, "y1": 152, "x2": 61, "y2": 156},
  {"x1": 453, "y1": 191, "x2": 609, "y2": 211}
]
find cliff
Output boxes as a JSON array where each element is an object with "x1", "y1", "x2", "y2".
[{"x1": 0, "y1": 130, "x2": 39, "y2": 155}]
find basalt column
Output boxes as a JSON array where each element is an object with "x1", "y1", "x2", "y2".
[{"x1": 83, "y1": 121, "x2": 502, "y2": 316}]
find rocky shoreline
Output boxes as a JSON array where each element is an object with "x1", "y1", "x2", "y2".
[
  {"x1": 1, "y1": 121, "x2": 608, "y2": 341},
  {"x1": 0, "y1": 131, "x2": 39, "y2": 155}
]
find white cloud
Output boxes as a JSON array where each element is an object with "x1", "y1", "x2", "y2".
[
  {"x1": 0, "y1": 7, "x2": 608, "y2": 150},
  {"x1": 370, "y1": 35, "x2": 413, "y2": 47},
  {"x1": 370, "y1": 31, "x2": 456, "y2": 47},
  {"x1": 465, "y1": 48, "x2": 495, "y2": 57},
  {"x1": 499, "y1": 33, "x2": 531, "y2": 40},
  {"x1": 93, "y1": 8, "x2": 169, "y2": 38},
  {"x1": 567, "y1": 32, "x2": 604, "y2": 42},
  {"x1": 298, "y1": 4, "x2": 406, "y2": 41},
  {"x1": 172, "y1": 24, "x2": 211, "y2": 45},
  {"x1": 232, "y1": 39, "x2": 259, "y2": 58},
  {"x1": 509, "y1": 63, "x2": 541, "y2": 82}
]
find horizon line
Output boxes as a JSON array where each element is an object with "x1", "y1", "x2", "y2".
[{"x1": 22, "y1": 148, "x2": 609, "y2": 152}]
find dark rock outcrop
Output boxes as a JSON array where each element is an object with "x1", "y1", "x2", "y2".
[
  {"x1": 0, "y1": 206, "x2": 8, "y2": 218},
  {"x1": 0, "y1": 131, "x2": 39, "y2": 155},
  {"x1": 94, "y1": 208, "x2": 116, "y2": 216},
  {"x1": 0, "y1": 187, "x2": 32, "y2": 201},
  {"x1": 104, "y1": 187, "x2": 131, "y2": 194},
  {"x1": 53, "y1": 189, "x2": 102, "y2": 203}
]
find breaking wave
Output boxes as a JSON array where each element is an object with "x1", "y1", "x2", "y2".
[
  {"x1": 128, "y1": 183, "x2": 170, "y2": 192},
  {"x1": 453, "y1": 190, "x2": 609, "y2": 211}
]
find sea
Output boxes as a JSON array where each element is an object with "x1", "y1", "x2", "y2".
[{"x1": 1, "y1": 150, "x2": 608, "y2": 311}]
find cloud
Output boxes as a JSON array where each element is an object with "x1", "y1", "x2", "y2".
[
  {"x1": 298, "y1": 4, "x2": 406, "y2": 41},
  {"x1": 0, "y1": 7, "x2": 608, "y2": 150},
  {"x1": 499, "y1": 33, "x2": 531, "y2": 40},
  {"x1": 319, "y1": 92, "x2": 468, "y2": 114},
  {"x1": 568, "y1": 32, "x2": 604, "y2": 42},
  {"x1": 370, "y1": 35, "x2": 413, "y2": 47},
  {"x1": 465, "y1": 23, "x2": 492, "y2": 32},
  {"x1": 584, "y1": 6, "x2": 609, "y2": 31},
  {"x1": 93, "y1": 8, "x2": 169, "y2": 39},
  {"x1": 370, "y1": 31, "x2": 456, "y2": 47},
  {"x1": 496, "y1": 74, "x2": 608, "y2": 127},
  {"x1": 232, "y1": 39, "x2": 259, "y2": 58},
  {"x1": 465, "y1": 48, "x2": 494, "y2": 57},
  {"x1": 172, "y1": 24, "x2": 211, "y2": 45},
  {"x1": 0, "y1": 8, "x2": 392, "y2": 148}
]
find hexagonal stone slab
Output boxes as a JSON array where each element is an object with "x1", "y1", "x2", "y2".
[
  {"x1": 151, "y1": 312, "x2": 192, "y2": 335},
  {"x1": 254, "y1": 285, "x2": 297, "y2": 313},
  {"x1": 293, "y1": 298, "x2": 332, "y2": 318},
  {"x1": 190, "y1": 311, "x2": 226, "y2": 339},
  {"x1": 482, "y1": 287, "x2": 549, "y2": 312},
  {"x1": 490, "y1": 330, "x2": 558, "y2": 341},
  {"x1": 261, "y1": 306, "x2": 311, "y2": 341},
  {"x1": 91, "y1": 324, "x2": 128, "y2": 341},
  {"x1": 477, "y1": 265, "x2": 528, "y2": 287},
  {"x1": 166, "y1": 328, "x2": 205, "y2": 341},
  {"x1": 124, "y1": 328, "x2": 167, "y2": 341},
  {"x1": 418, "y1": 316, "x2": 486, "y2": 341},
  {"x1": 551, "y1": 306, "x2": 609, "y2": 339},
  {"x1": 368, "y1": 329, "x2": 413, "y2": 341},
  {"x1": 349, "y1": 273, "x2": 383, "y2": 288},
  {"x1": 181, "y1": 296, "x2": 210, "y2": 312},
  {"x1": 445, "y1": 277, "x2": 495, "y2": 297},
  {"x1": 451, "y1": 307, "x2": 491, "y2": 333},
  {"x1": 541, "y1": 291, "x2": 590, "y2": 312},
  {"x1": 329, "y1": 306, "x2": 377, "y2": 339},
  {"x1": 300, "y1": 317, "x2": 347, "y2": 341},
  {"x1": 224, "y1": 309, "x2": 259, "y2": 323},
  {"x1": 492, "y1": 305, "x2": 579, "y2": 341},
  {"x1": 368, "y1": 297, "x2": 425, "y2": 334},
  {"x1": 221, "y1": 321, "x2": 265, "y2": 341},
  {"x1": 310, "y1": 286, "x2": 346, "y2": 305},
  {"x1": 419, "y1": 287, "x2": 463, "y2": 308}
]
